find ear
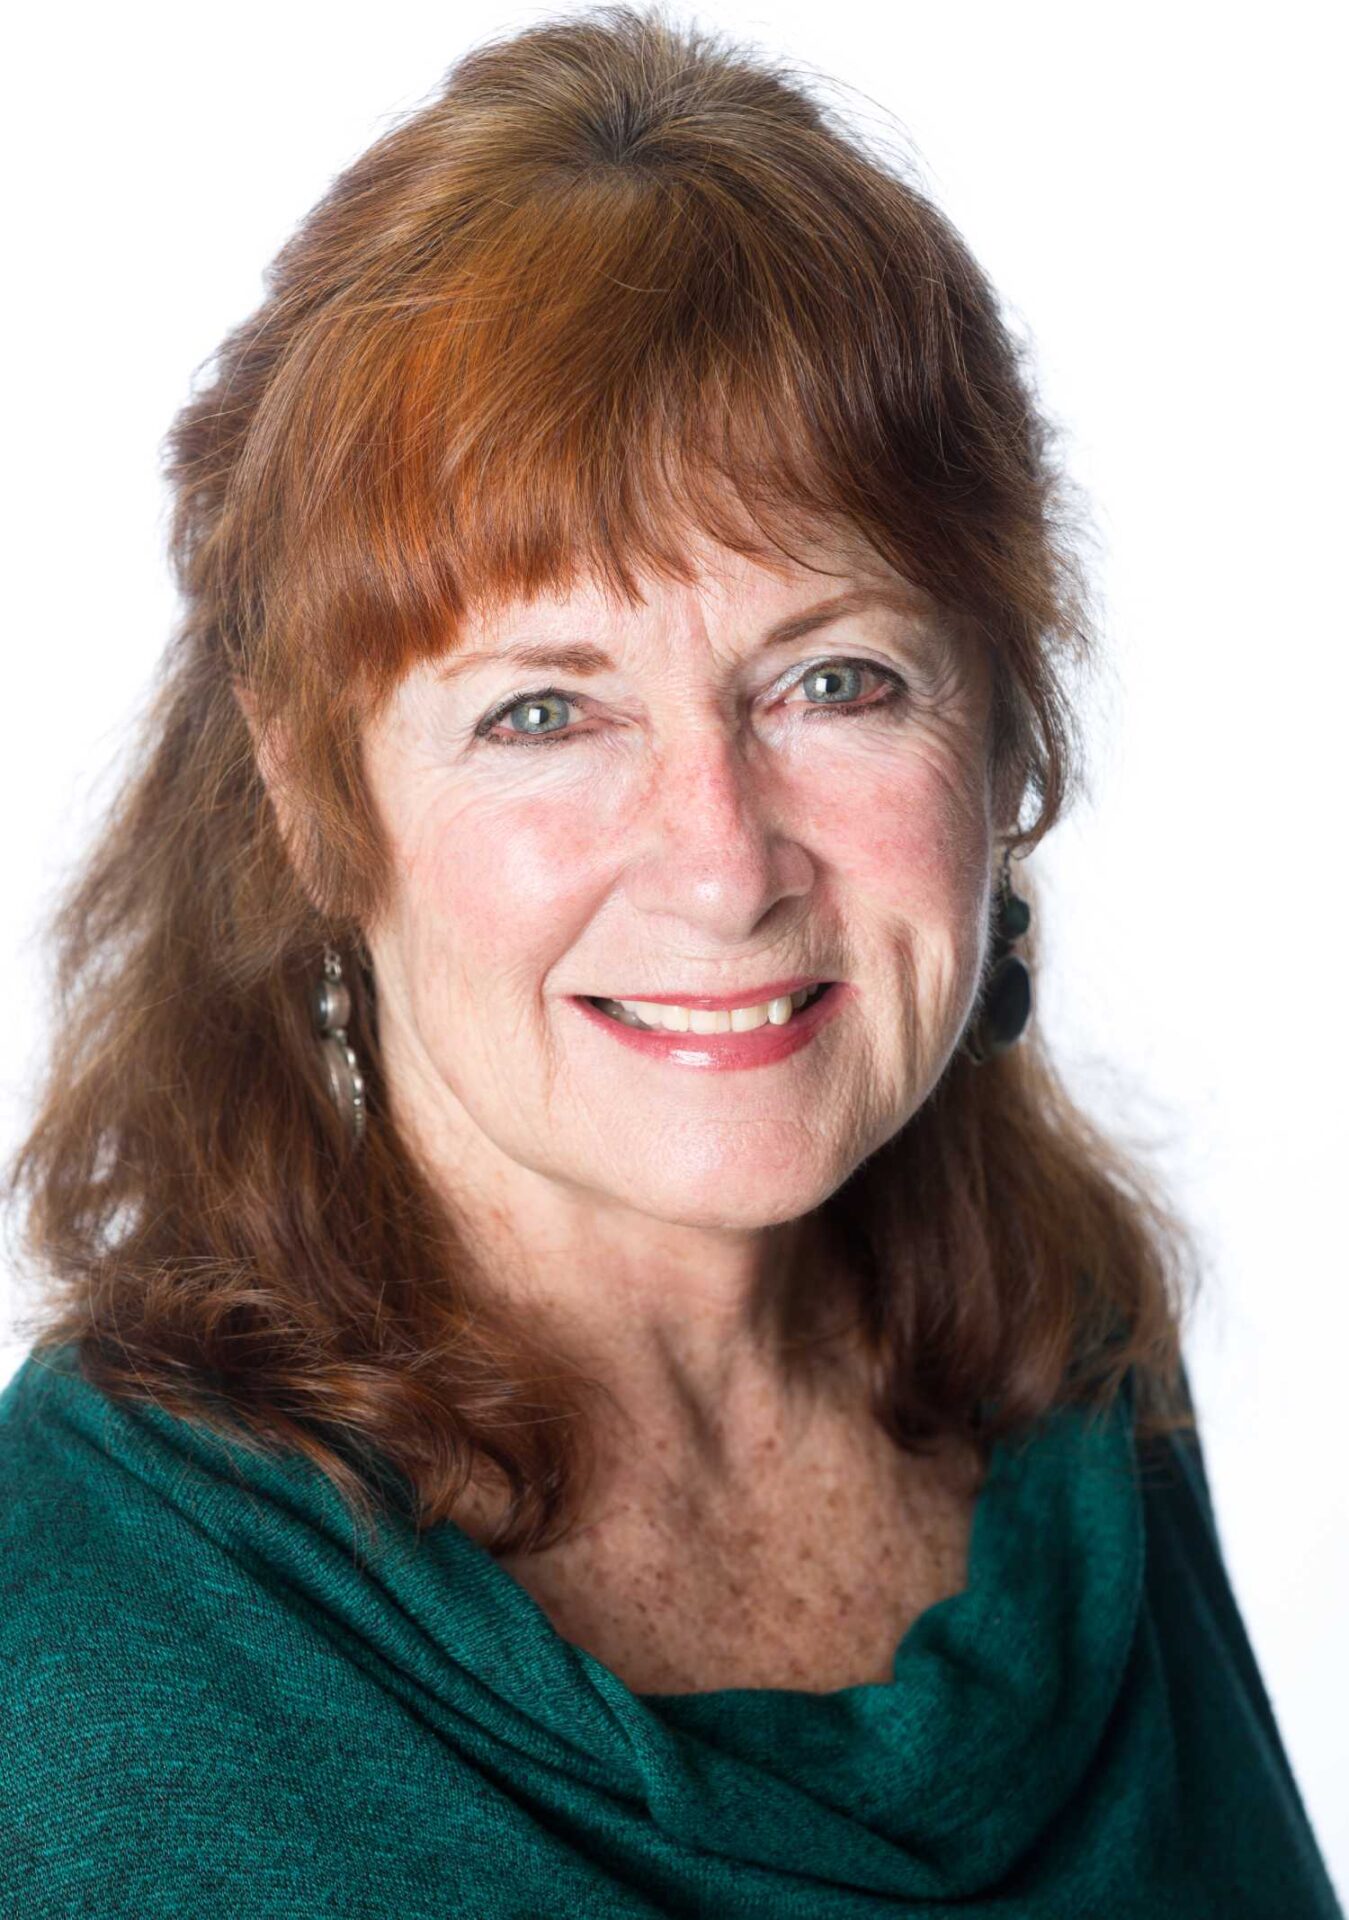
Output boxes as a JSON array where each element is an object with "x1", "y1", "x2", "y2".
[
  {"x1": 990, "y1": 745, "x2": 1031, "y2": 847},
  {"x1": 233, "y1": 675, "x2": 269, "y2": 761},
  {"x1": 233, "y1": 676, "x2": 261, "y2": 750},
  {"x1": 232, "y1": 678, "x2": 318, "y2": 902},
  {"x1": 234, "y1": 677, "x2": 290, "y2": 810}
]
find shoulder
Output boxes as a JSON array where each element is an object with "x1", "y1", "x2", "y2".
[
  {"x1": 0, "y1": 1343, "x2": 147, "y2": 1622},
  {"x1": 0, "y1": 1343, "x2": 602, "y2": 1918},
  {"x1": 1130, "y1": 1355, "x2": 1261, "y2": 1675},
  {"x1": 2, "y1": 1349, "x2": 236, "y2": 1901},
  {"x1": 2, "y1": 1350, "x2": 171, "y2": 1905},
  {"x1": 0, "y1": 1342, "x2": 197, "y2": 1598},
  {"x1": 1128, "y1": 1356, "x2": 1344, "y2": 1912},
  {"x1": 0, "y1": 1345, "x2": 411, "y2": 1916}
]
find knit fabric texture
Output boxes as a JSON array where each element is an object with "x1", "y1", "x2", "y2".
[{"x1": 1, "y1": 1341, "x2": 1341, "y2": 1918}]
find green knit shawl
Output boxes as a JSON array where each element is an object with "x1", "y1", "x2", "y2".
[{"x1": 1, "y1": 1342, "x2": 1340, "y2": 1918}]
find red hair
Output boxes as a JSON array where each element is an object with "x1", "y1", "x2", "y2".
[{"x1": 4, "y1": 3, "x2": 1202, "y2": 1557}]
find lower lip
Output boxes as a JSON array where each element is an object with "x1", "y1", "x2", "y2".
[{"x1": 567, "y1": 982, "x2": 850, "y2": 1070}]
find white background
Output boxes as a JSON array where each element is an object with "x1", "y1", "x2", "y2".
[{"x1": 2, "y1": 1, "x2": 1344, "y2": 1900}]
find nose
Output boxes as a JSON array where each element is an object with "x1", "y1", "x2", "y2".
[{"x1": 623, "y1": 723, "x2": 815, "y2": 945}]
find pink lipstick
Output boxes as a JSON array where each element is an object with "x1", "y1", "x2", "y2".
[{"x1": 568, "y1": 980, "x2": 850, "y2": 1070}]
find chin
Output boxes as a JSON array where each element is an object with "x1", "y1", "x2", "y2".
[{"x1": 610, "y1": 1156, "x2": 844, "y2": 1234}]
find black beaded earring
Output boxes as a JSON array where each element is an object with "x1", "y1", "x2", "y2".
[
  {"x1": 312, "y1": 944, "x2": 367, "y2": 1145},
  {"x1": 960, "y1": 846, "x2": 1032, "y2": 1064}
]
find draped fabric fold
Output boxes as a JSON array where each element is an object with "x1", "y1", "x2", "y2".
[{"x1": 2, "y1": 1343, "x2": 1340, "y2": 1918}]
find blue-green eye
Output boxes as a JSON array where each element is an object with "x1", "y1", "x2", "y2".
[
  {"x1": 479, "y1": 690, "x2": 574, "y2": 743},
  {"x1": 795, "y1": 662, "x2": 875, "y2": 706},
  {"x1": 787, "y1": 659, "x2": 908, "y2": 719},
  {"x1": 475, "y1": 658, "x2": 907, "y2": 748}
]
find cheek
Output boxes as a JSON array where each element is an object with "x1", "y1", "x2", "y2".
[
  {"x1": 809, "y1": 751, "x2": 989, "y2": 915},
  {"x1": 392, "y1": 790, "x2": 608, "y2": 977},
  {"x1": 831, "y1": 758, "x2": 992, "y2": 1052}
]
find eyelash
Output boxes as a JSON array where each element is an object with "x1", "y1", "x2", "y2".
[{"x1": 474, "y1": 658, "x2": 910, "y2": 749}]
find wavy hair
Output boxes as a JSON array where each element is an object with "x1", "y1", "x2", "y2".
[{"x1": 4, "y1": 2, "x2": 1205, "y2": 1557}]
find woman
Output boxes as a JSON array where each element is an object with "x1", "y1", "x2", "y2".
[{"x1": 1, "y1": 6, "x2": 1339, "y2": 1915}]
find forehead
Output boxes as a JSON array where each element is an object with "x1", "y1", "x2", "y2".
[
  {"x1": 365, "y1": 502, "x2": 990, "y2": 736},
  {"x1": 447, "y1": 520, "x2": 948, "y2": 657}
]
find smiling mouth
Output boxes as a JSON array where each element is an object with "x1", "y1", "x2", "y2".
[{"x1": 585, "y1": 981, "x2": 832, "y2": 1033}]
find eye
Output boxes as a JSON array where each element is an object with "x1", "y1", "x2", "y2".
[
  {"x1": 474, "y1": 688, "x2": 577, "y2": 746},
  {"x1": 473, "y1": 657, "x2": 908, "y2": 748},
  {"x1": 786, "y1": 658, "x2": 908, "y2": 717}
]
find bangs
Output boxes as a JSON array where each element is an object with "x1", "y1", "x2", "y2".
[{"x1": 233, "y1": 157, "x2": 1022, "y2": 726}]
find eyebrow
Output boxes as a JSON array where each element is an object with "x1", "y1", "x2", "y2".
[{"x1": 432, "y1": 585, "x2": 945, "y2": 683}]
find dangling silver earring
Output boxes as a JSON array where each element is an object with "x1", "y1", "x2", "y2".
[
  {"x1": 312, "y1": 944, "x2": 367, "y2": 1145},
  {"x1": 961, "y1": 846, "x2": 1033, "y2": 1064}
]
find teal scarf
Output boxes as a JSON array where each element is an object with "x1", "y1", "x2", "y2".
[{"x1": 2, "y1": 1342, "x2": 1339, "y2": 1917}]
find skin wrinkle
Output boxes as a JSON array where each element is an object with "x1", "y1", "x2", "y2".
[
  {"x1": 233, "y1": 517, "x2": 1007, "y2": 1690},
  {"x1": 355, "y1": 522, "x2": 999, "y2": 1540}
]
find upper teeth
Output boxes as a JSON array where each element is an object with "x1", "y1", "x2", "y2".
[{"x1": 599, "y1": 987, "x2": 820, "y2": 1033}]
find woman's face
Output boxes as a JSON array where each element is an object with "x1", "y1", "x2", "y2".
[{"x1": 360, "y1": 526, "x2": 1001, "y2": 1233}]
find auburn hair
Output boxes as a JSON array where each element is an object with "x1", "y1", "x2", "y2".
[{"x1": 4, "y1": 2, "x2": 1204, "y2": 1558}]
